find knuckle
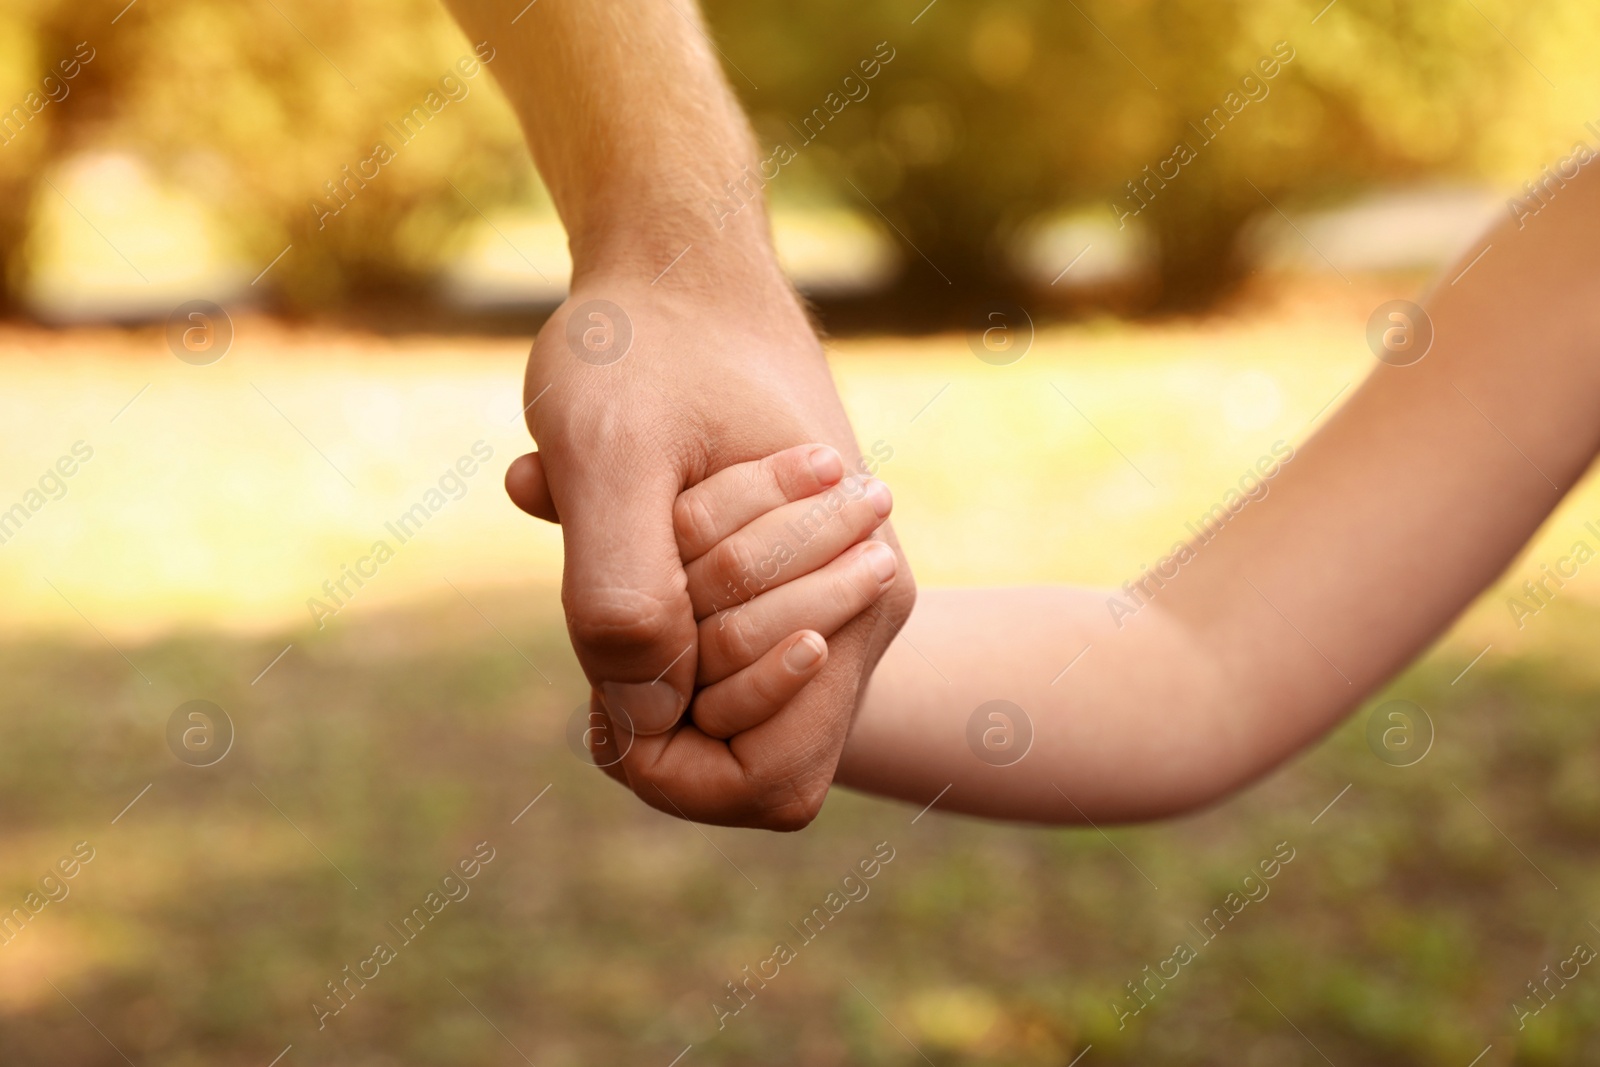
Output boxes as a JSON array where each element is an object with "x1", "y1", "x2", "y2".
[
  {"x1": 747, "y1": 661, "x2": 788, "y2": 708},
  {"x1": 623, "y1": 757, "x2": 665, "y2": 793},
  {"x1": 673, "y1": 491, "x2": 720, "y2": 558},
  {"x1": 735, "y1": 754, "x2": 832, "y2": 831},
  {"x1": 709, "y1": 612, "x2": 761, "y2": 669},
  {"x1": 566, "y1": 586, "x2": 679, "y2": 652},
  {"x1": 709, "y1": 537, "x2": 763, "y2": 598},
  {"x1": 617, "y1": 746, "x2": 678, "y2": 799},
  {"x1": 830, "y1": 565, "x2": 872, "y2": 615},
  {"x1": 689, "y1": 702, "x2": 730, "y2": 739},
  {"x1": 757, "y1": 781, "x2": 827, "y2": 832},
  {"x1": 847, "y1": 494, "x2": 881, "y2": 533},
  {"x1": 768, "y1": 446, "x2": 814, "y2": 501},
  {"x1": 787, "y1": 498, "x2": 836, "y2": 547}
]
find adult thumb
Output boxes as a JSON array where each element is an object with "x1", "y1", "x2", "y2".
[{"x1": 552, "y1": 458, "x2": 697, "y2": 737}]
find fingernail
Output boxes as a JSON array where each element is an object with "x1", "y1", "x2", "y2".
[
  {"x1": 809, "y1": 446, "x2": 843, "y2": 485},
  {"x1": 864, "y1": 479, "x2": 893, "y2": 518},
  {"x1": 783, "y1": 633, "x2": 826, "y2": 674},
  {"x1": 863, "y1": 542, "x2": 897, "y2": 584},
  {"x1": 600, "y1": 680, "x2": 684, "y2": 735}
]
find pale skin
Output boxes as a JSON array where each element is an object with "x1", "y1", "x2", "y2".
[
  {"x1": 441, "y1": 0, "x2": 915, "y2": 830},
  {"x1": 835, "y1": 166, "x2": 1600, "y2": 823},
  {"x1": 452, "y1": 0, "x2": 1600, "y2": 827},
  {"x1": 526, "y1": 163, "x2": 1600, "y2": 823},
  {"x1": 579, "y1": 448, "x2": 900, "y2": 772}
]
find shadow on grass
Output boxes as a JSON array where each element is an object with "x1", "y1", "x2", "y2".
[{"x1": 2, "y1": 591, "x2": 1599, "y2": 1066}]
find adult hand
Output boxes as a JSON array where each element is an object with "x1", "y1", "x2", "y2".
[
  {"x1": 507, "y1": 271, "x2": 915, "y2": 830},
  {"x1": 438, "y1": 0, "x2": 912, "y2": 828}
]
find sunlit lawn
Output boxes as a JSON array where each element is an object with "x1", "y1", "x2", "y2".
[
  {"x1": 4, "y1": 282, "x2": 1600, "y2": 1064},
  {"x1": 6, "y1": 278, "x2": 1598, "y2": 645}
]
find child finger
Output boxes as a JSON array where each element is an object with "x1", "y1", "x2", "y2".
[
  {"x1": 685, "y1": 476, "x2": 892, "y2": 619},
  {"x1": 674, "y1": 444, "x2": 845, "y2": 561},
  {"x1": 696, "y1": 539, "x2": 897, "y2": 685},
  {"x1": 691, "y1": 631, "x2": 829, "y2": 739}
]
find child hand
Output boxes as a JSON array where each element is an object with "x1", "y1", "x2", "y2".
[{"x1": 672, "y1": 443, "x2": 898, "y2": 738}]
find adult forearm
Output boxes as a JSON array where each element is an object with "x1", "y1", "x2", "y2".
[
  {"x1": 446, "y1": 0, "x2": 916, "y2": 831},
  {"x1": 443, "y1": 0, "x2": 784, "y2": 289}
]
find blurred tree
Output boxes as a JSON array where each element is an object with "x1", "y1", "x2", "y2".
[
  {"x1": 0, "y1": 0, "x2": 531, "y2": 315},
  {"x1": 705, "y1": 0, "x2": 1570, "y2": 313},
  {"x1": 0, "y1": 0, "x2": 131, "y2": 313},
  {"x1": 0, "y1": 0, "x2": 1592, "y2": 318}
]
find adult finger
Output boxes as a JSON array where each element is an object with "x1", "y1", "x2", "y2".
[
  {"x1": 673, "y1": 443, "x2": 844, "y2": 561},
  {"x1": 610, "y1": 720, "x2": 820, "y2": 830},
  {"x1": 578, "y1": 689, "x2": 632, "y2": 787},
  {"x1": 685, "y1": 478, "x2": 892, "y2": 618},
  {"x1": 505, "y1": 451, "x2": 559, "y2": 522},
  {"x1": 612, "y1": 659, "x2": 863, "y2": 831},
  {"x1": 610, "y1": 532, "x2": 913, "y2": 831},
  {"x1": 548, "y1": 435, "x2": 697, "y2": 737}
]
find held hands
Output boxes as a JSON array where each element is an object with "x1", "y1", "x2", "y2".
[
  {"x1": 506, "y1": 281, "x2": 914, "y2": 829},
  {"x1": 669, "y1": 445, "x2": 898, "y2": 737},
  {"x1": 511, "y1": 443, "x2": 900, "y2": 820},
  {"x1": 440, "y1": 0, "x2": 914, "y2": 828}
]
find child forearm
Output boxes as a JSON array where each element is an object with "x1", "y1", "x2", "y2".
[
  {"x1": 840, "y1": 167, "x2": 1600, "y2": 823},
  {"x1": 837, "y1": 587, "x2": 1237, "y2": 822}
]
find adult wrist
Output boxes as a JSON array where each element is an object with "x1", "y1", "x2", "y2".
[{"x1": 564, "y1": 180, "x2": 792, "y2": 300}]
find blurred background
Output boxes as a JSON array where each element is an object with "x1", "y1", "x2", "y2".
[{"x1": 5, "y1": 0, "x2": 1600, "y2": 1063}]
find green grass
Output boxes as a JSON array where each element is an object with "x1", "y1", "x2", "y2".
[
  {"x1": 5, "y1": 292, "x2": 1600, "y2": 1063},
  {"x1": 4, "y1": 588, "x2": 1600, "y2": 1066}
]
